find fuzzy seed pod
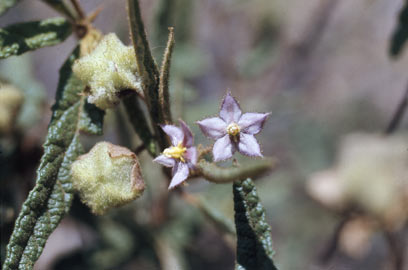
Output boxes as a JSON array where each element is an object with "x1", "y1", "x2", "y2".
[
  {"x1": 72, "y1": 33, "x2": 143, "y2": 110},
  {"x1": 71, "y1": 142, "x2": 145, "y2": 215}
]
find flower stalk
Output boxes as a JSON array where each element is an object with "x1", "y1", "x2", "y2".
[{"x1": 196, "y1": 158, "x2": 277, "y2": 184}]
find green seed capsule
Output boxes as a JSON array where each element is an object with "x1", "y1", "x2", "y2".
[
  {"x1": 71, "y1": 142, "x2": 145, "y2": 215},
  {"x1": 72, "y1": 33, "x2": 143, "y2": 110}
]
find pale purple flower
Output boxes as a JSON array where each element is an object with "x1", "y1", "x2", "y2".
[
  {"x1": 153, "y1": 120, "x2": 197, "y2": 189},
  {"x1": 197, "y1": 92, "x2": 270, "y2": 162}
]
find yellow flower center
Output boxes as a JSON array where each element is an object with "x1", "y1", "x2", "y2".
[
  {"x1": 163, "y1": 142, "x2": 187, "y2": 162},
  {"x1": 226, "y1": 122, "x2": 240, "y2": 136}
]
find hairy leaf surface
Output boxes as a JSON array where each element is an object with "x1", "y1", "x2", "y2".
[
  {"x1": 3, "y1": 47, "x2": 103, "y2": 270},
  {"x1": 0, "y1": 17, "x2": 71, "y2": 59},
  {"x1": 233, "y1": 178, "x2": 277, "y2": 270}
]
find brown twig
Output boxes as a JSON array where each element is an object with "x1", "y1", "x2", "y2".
[
  {"x1": 385, "y1": 84, "x2": 408, "y2": 134},
  {"x1": 86, "y1": 5, "x2": 103, "y2": 23},
  {"x1": 70, "y1": 0, "x2": 86, "y2": 20},
  {"x1": 319, "y1": 211, "x2": 353, "y2": 264},
  {"x1": 134, "y1": 144, "x2": 146, "y2": 155},
  {"x1": 384, "y1": 230, "x2": 406, "y2": 270}
]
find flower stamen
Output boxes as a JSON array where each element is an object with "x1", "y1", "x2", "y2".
[
  {"x1": 163, "y1": 142, "x2": 187, "y2": 162},
  {"x1": 226, "y1": 122, "x2": 240, "y2": 137}
]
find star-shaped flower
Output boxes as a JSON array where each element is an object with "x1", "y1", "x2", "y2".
[
  {"x1": 153, "y1": 120, "x2": 197, "y2": 189},
  {"x1": 197, "y1": 92, "x2": 269, "y2": 162}
]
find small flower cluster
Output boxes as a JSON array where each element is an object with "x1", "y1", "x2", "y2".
[
  {"x1": 71, "y1": 34, "x2": 270, "y2": 190},
  {"x1": 154, "y1": 92, "x2": 270, "y2": 189}
]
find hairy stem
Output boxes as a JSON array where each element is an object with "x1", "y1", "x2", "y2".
[
  {"x1": 127, "y1": 0, "x2": 168, "y2": 152},
  {"x1": 159, "y1": 27, "x2": 175, "y2": 124},
  {"x1": 196, "y1": 158, "x2": 277, "y2": 183}
]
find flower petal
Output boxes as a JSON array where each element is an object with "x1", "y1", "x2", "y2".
[
  {"x1": 169, "y1": 162, "x2": 189, "y2": 189},
  {"x1": 238, "y1": 112, "x2": 270, "y2": 135},
  {"x1": 185, "y1": 147, "x2": 197, "y2": 167},
  {"x1": 153, "y1": 155, "x2": 175, "y2": 167},
  {"x1": 197, "y1": 117, "x2": 227, "y2": 139},
  {"x1": 160, "y1": 124, "x2": 184, "y2": 146},
  {"x1": 213, "y1": 135, "x2": 234, "y2": 162},
  {"x1": 219, "y1": 92, "x2": 242, "y2": 123},
  {"x1": 179, "y1": 119, "x2": 194, "y2": 147},
  {"x1": 238, "y1": 133, "x2": 263, "y2": 157}
]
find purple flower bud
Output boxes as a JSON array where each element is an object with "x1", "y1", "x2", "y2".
[
  {"x1": 197, "y1": 92, "x2": 269, "y2": 162},
  {"x1": 153, "y1": 120, "x2": 197, "y2": 189}
]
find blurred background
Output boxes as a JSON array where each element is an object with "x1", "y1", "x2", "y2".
[{"x1": 1, "y1": 0, "x2": 407, "y2": 269}]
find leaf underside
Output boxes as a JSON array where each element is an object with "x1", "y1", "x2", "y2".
[
  {"x1": 3, "y1": 47, "x2": 104, "y2": 270},
  {"x1": 233, "y1": 178, "x2": 277, "y2": 270},
  {"x1": 0, "y1": 17, "x2": 72, "y2": 59}
]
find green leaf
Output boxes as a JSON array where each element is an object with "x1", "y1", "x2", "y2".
[
  {"x1": 127, "y1": 0, "x2": 168, "y2": 151},
  {"x1": 233, "y1": 178, "x2": 278, "y2": 270},
  {"x1": 3, "y1": 46, "x2": 103, "y2": 270},
  {"x1": 0, "y1": 0, "x2": 21, "y2": 16},
  {"x1": 126, "y1": 0, "x2": 159, "y2": 91},
  {"x1": 79, "y1": 101, "x2": 105, "y2": 135},
  {"x1": 0, "y1": 17, "x2": 72, "y2": 59},
  {"x1": 390, "y1": 1, "x2": 408, "y2": 57}
]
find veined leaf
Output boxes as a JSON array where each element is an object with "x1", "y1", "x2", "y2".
[
  {"x1": 0, "y1": 17, "x2": 72, "y2": 59},
  {"x1": 233, "y1": 178, "x2": 278, "y2": 270},
  {"x1": 3, "y1": 47, "x2": 104, "y2": 270},
  {"x1": 0, "y1": 0, "x2": 21, "y2": 16}
]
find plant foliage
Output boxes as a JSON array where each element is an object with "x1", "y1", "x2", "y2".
[
  {"x1": 2, "y1": 1, "x2": 279, "y2": 269},
  {"x1": 233, "y1": 178, "x2": 277, "y2": 270},
  {"x1": 0, "y1": 17, "x2": 71, "y2": 59},
  {"x1": 2, "y1": 47, "x2": 104, "y2": 270}
]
